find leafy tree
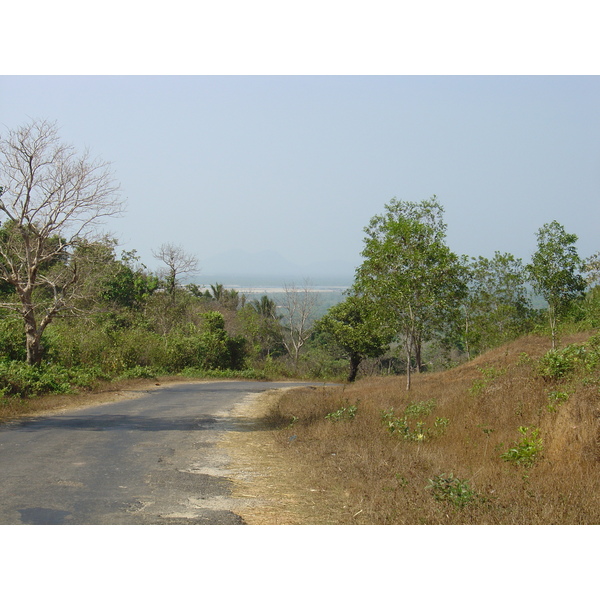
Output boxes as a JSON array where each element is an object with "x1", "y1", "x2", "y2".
[
  {"x1": 353, "y1": 197, "x2": 467, "y2": 389},
  {"x1": 527, "y1": 221, "x2": 586, "y2": 348},
  {"x1": 463, "y1": 252, "x2": 533, "y2": 357},
  {"x1": 0, "y1": 119, "x2": 123, "y2": 364},
  {"x1": 250, "y1": 295, "x2": 278, "y2": 319},
  {"x1": 315, "y1": 294, "x2": 392, "y2": 382},
  {"x1": 237, "y1": 295, "x2": 284, "y2": 360}
]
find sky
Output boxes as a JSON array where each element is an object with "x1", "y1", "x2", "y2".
[
  {"x1": 2, "y1": 75, "x2": 598, "y2": 282},
  {"x1": 3, "y1": 0, "x2": 598, "y2": 590}
]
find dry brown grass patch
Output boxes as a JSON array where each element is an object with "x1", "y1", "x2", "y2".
[{"x1": 231, "y1": 333, "x2": 600, "y2": 524}]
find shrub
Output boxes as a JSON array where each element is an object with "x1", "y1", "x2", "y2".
[
  {"x1": 426, "y1": 473, "x2": 479, "y2": 508},
  {"x1": 537, "y1": 335, "x2": 600, "y2": 381},
  {"x1": 0, "y1": 318, "x2": 26, "y2": 361},
  {"x1": 0, "y1": 361, "x2": 108, "y2": 397},
  {"x1": 325, "y1": 404, "x2": 358, "y2": 422},
  {"x1": 382, "y1": 399, "x2": 449, "y2": 441},
  {"x1": 500, "y1": 426, "x2": 543, "y2": 467}
]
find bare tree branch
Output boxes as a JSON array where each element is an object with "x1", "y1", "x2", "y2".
[
  {"x1": 0, "y1": 118, "x2": 124, "y2": 364},
  {"x1": 152, "y1": 242, "x2": 199, "y2": 297}
]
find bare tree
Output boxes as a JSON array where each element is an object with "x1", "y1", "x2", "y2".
[
  {"x1": 152, "y1": 242, "x2": 199, "y2": 296},
  {"x1": 279, "y1": 281, "x2": 317, "y2": 367},
  {"x1": 0, "y1": 119, "x2": 123, "y2": 364}
]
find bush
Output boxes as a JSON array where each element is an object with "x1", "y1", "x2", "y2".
[
  {"x1": 500, "y1": 426, "x2": 543, "y2": 468},
  {"x1": 537, "y1": 336, "x2": 600, "y2": 381},
  {"x1": 426, "y1": 473, "x2": 479, "y2": 508},
  {"x1": 0, "y1": 318, "x2": 26, "y2": 362},
  {"x1": 0, "y1": 361, "x2": 109, "y2": 398}
]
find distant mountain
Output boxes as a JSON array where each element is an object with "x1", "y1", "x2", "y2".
[{"x1": 197, "y1": 249, "x2": 355, "y2": 286}]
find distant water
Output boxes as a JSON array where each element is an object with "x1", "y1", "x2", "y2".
[{"x1": 191, "y1": 276, "x2": 352, "y2": 318}]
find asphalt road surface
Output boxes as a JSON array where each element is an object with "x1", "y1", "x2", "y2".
[{"x1": 0, "y1": 380, "x2": 320, "y2": 525}]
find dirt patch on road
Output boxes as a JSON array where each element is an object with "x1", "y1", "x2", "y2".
[{"x1": 220, "y1": 388, "x2": 342, "y2": 525}]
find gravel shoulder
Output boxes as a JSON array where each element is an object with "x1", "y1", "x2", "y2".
[{"x1": 220, "y1": 388, "x2": 334, "y2": 525}]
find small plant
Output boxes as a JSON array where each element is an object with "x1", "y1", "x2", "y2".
[
  {"x1": 500, "y1": 426, "x2": 543, "y2": 467},
  {"x1": 382, "y1": 400, "x2": 449, "y2": 442},
  {"x1": 469, "y1": 366, "x2": 505, "y2": 396},
  {"x1": 325, "y1": 404, "x2": 358, "y2": 422},
  {"x1": 404, "y1": 398, "x2": 437, "y2": 417},
  {"x1": 426, "y1": 473, "x2": 478, "y2": 508},
  {"x1": 546, "y1": 389, "x2": 570, "y2": 412}
]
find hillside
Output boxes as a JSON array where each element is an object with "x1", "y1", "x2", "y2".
[{"x1": 225, "y1": 332, "x2": 600, "y2": 524}]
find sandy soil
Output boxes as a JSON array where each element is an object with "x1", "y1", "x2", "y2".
[{"x1": 219, "y1": 388, "x2": 333, "y2": 525}]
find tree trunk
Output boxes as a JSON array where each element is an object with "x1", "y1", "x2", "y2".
[
  {"x1": 405, "y1": 340, "x2": 412, "y2": 391},
  {"x1": 414, "y1": 335, "x2": 423, "y2": 373},
  {"x1": 348, "y1": 354, "x2": 361, "y2": 383},
  {"x1": 25, "y1": 322, "x2": 43, "y2": 366},
  {"x1": 549, "y1": 304, "x2": 557, "y2": 349}
]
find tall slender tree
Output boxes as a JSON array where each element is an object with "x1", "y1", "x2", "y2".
[
  {"x1": 353, "y1": 197, "x2": 467, "y2": 389},
  {"x1": 527, "y1": 221, "x2": 586, "y2": 348}
]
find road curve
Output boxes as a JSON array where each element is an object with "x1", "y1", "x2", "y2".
[{"x1": 0, "y1": 380, "x2": 322, "y2": 525}]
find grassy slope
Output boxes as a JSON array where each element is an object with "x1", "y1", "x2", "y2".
[{"x1": 264, "y1": 332, "x2": 600, "y2": 524}]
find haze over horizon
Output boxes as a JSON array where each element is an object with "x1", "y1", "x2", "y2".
[
  {"x1": 1, "y1": 75, "x2": 598, "y2": 284},
  {"x1": 2, "y1": 0, "x2": 596, "y2": 587}
]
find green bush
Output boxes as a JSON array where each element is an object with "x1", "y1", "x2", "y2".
[
  {"x1": 0, "y1": 361, "x2": 109, "y2": 398},
  {"x1": 382, "y1": 399, "x2": 449, "y2": 441},
  {"x1": 500, "y1": 426, "x2": 543, "y2": 467},
  {"x1": 537, "y1": 337, "x2": 600, "y2": 381},
  {"x1": 426, "y1": 473, "x2": 479, "y2": 508},
  {"x1": 0, "y1": 318, "x2": 27, "y2": 362},
  {"x1": 325, "y1": 404, "x2": 358, "y2": 422}
]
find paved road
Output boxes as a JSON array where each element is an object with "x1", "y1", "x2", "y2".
[{"x1": 0, "y1": 380, "x2": 320, "y2": 525}]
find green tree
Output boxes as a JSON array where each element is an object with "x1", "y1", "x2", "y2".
[
  {"x1": 316, "y1": 295, "x2": 391, "y2": 382},
  {"x1": 527, "y1": 221, "x2": 586, "y2": 349},
  {"x1": 463, "y1": 252, "x2": 533, "y2": 357},
  {"x1": 237, "y1": 295, "x2": 284, "y2": 360},
  {"x1": 353, "y1": 197, "x2": 467, "y2": 389},
  {"x1": 0, "y1": 119, "x2": 123, "y2": 364}
]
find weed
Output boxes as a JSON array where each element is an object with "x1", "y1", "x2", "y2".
[
  {"x1": 546, "y1": 389, "x2": 570, "y2": 412},
  {"x1": 404, "y1": 398, "x2": 437, "y2": 417},
  {"x1": 469, "y1": 366, "x2": 505, "y2": 396},
  {"x1": 500, "y1": 426, "x2": 543, "y2": 468},
  {"x1": 382, "y1": 399, "x2": 449, "y2": 441},
  {"x1": 426, "y1": 473, "x2": 479, "y2": 508},
  {"x1": 325, "y1": 404, "x2": 358, "y2": 422}
]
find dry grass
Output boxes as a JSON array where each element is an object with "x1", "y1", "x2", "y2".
[{"x1": 229, "y1": 333, "x2": 600, "y2": 524}]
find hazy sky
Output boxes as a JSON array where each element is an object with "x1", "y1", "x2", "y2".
[{"x1": 1, "y1": 75, "x2": 598, "y2": 277}]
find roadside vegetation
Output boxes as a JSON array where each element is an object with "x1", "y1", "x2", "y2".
[
  {"x1": 2, "y1": 119, "x2": 600, "y2": 526},
  {"x1": 255, "y1": 331, "x2": 600, "y2": 524}
]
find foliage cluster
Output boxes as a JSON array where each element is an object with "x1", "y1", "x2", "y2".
[
  {"x1": 0, "y1": 119, "x2": 598, "y2": 403},
  {"x1": 536, "y1": 333, "x2": 600, "y2": 381},
  {"x1": 426, "y1": 473, "x2": 480, "y2": 508},
  {"x1": 500, "y1": 426, "x2": 543, "y2": 468}
]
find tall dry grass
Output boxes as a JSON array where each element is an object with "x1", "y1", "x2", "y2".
[{"x1": 266, "y1": 333, "x2": 600, "y2": 524}]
